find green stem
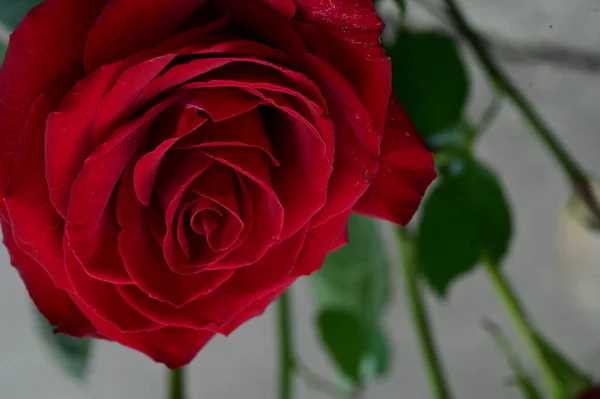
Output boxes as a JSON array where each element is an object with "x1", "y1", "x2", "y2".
[
  {"x1": 277, "y1": 290, "x2": 294, "y2": 399},
  {"x1": 292, "y1": 358, "x2": 352, "y2": 398},
  {"x1": 482, "y1": 260, "x2": 564, "y2": 398},
  {"x1": 441, "y1": 0, "x2": 600, "y2": 222},
  {"x1": 168, "y1": 368, "x2": 185, "y2": 399},
  {"x1": 397, "y1": 229, "x2": 453, "y2": 399}
]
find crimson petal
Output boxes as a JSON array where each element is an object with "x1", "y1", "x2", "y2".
[
  {"x1": 134, "y1": 106, "x2": 208, "y2": 206},
  {"x1": 5, "y1": 92, "x2": 71, "y2": 288},
  {"x1": 118, "y1": 165, "x2": 235, "y2": 307},
  {"x1": 83, "y1": 0, "x2": 205, "y2": 71},
  {"x1": 117, "y1": 227, "x2": 308, "y2": 330},
  {"x1": 305, "y1": 55, "x2": 381, "y2": 226},
  {"x1": 46, "y1": 63, "x2": 123, "y2": 218},
  {"x1": 64, "y1": 239, "x2": 163, "y2": 333},
  {"x1": 294, "y1": 0, "x2": 391, "y2": 131},
  {"x1": 175, "y1": 109, "x2": 278, "y2": 166},
  {"x1": 256, "y1": 0, "x2": 296, "y2": 19},
  {"x1": 2, "y1": 220, "x2": 96, "y2": 337},
  {"x1": 0, "y1": 0, "x2": 108, "y2": 200},
  {"x1": 354, "y1": 96, "x2": 437, "y2": 225},
  {"x1": 90, "y1": 55, "x2": 175, "y2": 145}
]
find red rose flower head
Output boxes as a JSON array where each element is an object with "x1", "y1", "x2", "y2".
[{"x1": 0, "y1": 0, "x2": 435, "y2": 367}]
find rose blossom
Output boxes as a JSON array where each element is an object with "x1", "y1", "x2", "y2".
[{"x1": 0, "y1": 0, "x2": 435, "y2": 367}]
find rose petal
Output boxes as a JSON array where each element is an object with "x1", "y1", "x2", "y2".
[
  {"x1": 219, "y1": 286, "x2": 285, "y2": 336},
  {"x1": 117, "y1": 227, "x2": 308, "y2": 329},
  {"x1": 135, "y1": 56, "x2": 319, "y2": 111},
  {"x1": 184, "y1": 87, "x2": 263, "y2": 123},
  {"x1": 223, "y1": 212, "x2": 351, "y2": 335},
  {"x1": 0, "y1": 0, "x2": 108, "y2": 199},
  {"x1": 262, "y1": 107, "x2": 332, "y2": 238},
  {"x1": 65, "y1": 94, "x2": 185, "y2": 283},
  {"x1": 46, "y1": 63, "x2": 124, "y2": 217},
  {"x1": 83, "y1": 0, "x2": 205, "y2": 71},
  {"x1": 292, "y1": 211, "x2": 351, "y2": 277},
  {"x1": 175, "y1": 109, "x2": 278, "y2": 166},
  {"x1": 134, "y1": 106, "x2": 208, "y2": 206},
  {"x1": 187, "y1": 86, "x2": 335, "y2": 167},
  {"x1": 202, "y1": 146, "x2": 285, "y2": 265},
  {"x1": 111, "y1": 327, "x2": 215, "y2": 369},
  {"x1": 290, "y1": 21, "x2": 329, "y2": 59},
  {"x1": 161, "y1": 149, "x2": 282, "y2": 272},
  {"x1": 304, "y1": 55, "x2": 381, "y2": 226},
  {"x1": 294, "y1": 0, "x2": 391, "y2": 131},
  {"x1": 5, "y1": 89, "x2": 72, "y2": 288},
  {"x1": 70, "y1": 292, "x2": 214, "y2": 368},
  {"x1": 90, "y1": 55, "x2": 175, "y2": 145},
  {"x1": 159, "y1": 14, "x2": 232, "y2": 51},
  {"x1": 204, "y1": 174, "x2": 254, "y2": 268},
  {"x1": 117, "y1": 165, "x2": 235, "y2": 307},
  {"x1": 174, "y1": 196, "x2": 218, "y2": 258},
  {"x1": 222, "y1": 0, "x2": 305, "y2": 58},
  {"x1": 354, "y1": 96, "x2": 437, "y2": 225},
  {"x1": 188, "y1": 199, "x2": 222, "y2": 236},
  {"x1": 188, "y1": 164, "x2": 244, "y2": 251},
  {"x1": 64, "y1": 238, "x2": 163, "y2": 333},
  {"x1": 156, "y1": 149, "x2": 214, "y2": 220},
  {"x1": 2, "y1": 220, "x2": 96, "y2": 337},
  {"x1": 257, "y1": 0, "x2": 296, "y2": 19},
  {"x1": 158, "y1": 151, "x2": 228, "y2": 271},
  {"x1": 181, "y1": 59, "x2": 327, "y2": 112},
  {"x1": 111, "y1": 326, "x2": 214, "y2": 369},
  {"x1": 202, "y1": 147, "x2": 274, "y2": 204}
]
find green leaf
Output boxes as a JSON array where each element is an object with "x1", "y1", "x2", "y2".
[
  {"x1": 0, "y1": 0, "x2": 41, "y2": 30},
  {"x1": 425, "y1": 120, "x2": 472, "y2": 153},
  {"x1": 390, "y1": 31, "x2": 469, "y2": 145},
  {"x1": 417, "y1": 156, "x2": 512, "y2": 296},
  {"x1": 395, "y1": 0, "x2": 406, "y2": 16},
  {"x1": 317, "y1": 310, "x2": 366, "y2": 383},
  {"x1": 362, "y1": 327, "x2": 389, "y2": 379},
  {"x1": 535, "y1": 334, "x2": 593, "y2": 396},
  {"x1": 34, "y1": 309, "x2": 92, "y2": 380},
  {"x1": 0, "y1": 43, "x2": 6, "y2": 62},
  {"x1": 310, "y1": 215, "x2": 392, "y2": 383}
]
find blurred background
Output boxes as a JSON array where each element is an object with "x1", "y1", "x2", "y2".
[{"x1": 1, "y1": 0, "x2": 600, "y2": 398}]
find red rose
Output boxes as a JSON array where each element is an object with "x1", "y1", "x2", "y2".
[{"x1": 0, "y1": 0, "x2": 435, "y2": 368}]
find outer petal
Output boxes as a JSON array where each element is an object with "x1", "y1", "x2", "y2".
[
  {"x1": 72, "y1": 291, "x2": 214, "y2": 369},
  {"x1": 117, "y1": 227, "x2": 308, "y2": 330},
  {"x1": 354, "y1": 96, "x2": 437, "y2": 226},
  {"x1": 292, "y1": 211, "x2": 350, "y2": 277},
  {"x1": 46, "y1": 62, "x2": 124, "y2": 218},
  {"x1": 293, "y1": 0, "x2": 391, "y2": 132},
  {"x1": 5, "y1": 91, "x2": 72, "y2": 289},
  {"x1": 305, "y1": 55, "x2": 380, "y2": 226},
  {"x1": 1, "y1": 220, "x2": 96, "y2": 337},
  {"x1": 256, "y1": 0, "x2": 296, "y2": 18},
  {"x1": 64, "y1": 241, "x2": 163, "y2": 333},
  {"x1": 222, "y1": 211, "x2": 350, "y2": 335},
  {"x1": 222, "y1": 0, "x2": 305, "y2": 58},
  {"x1": 65, "y1": 94, "x2": 185, "y2": 284},
  {"x1": 111, "y1": 327, "x2": 215, "y2": 369},
  {"x1": 83, "y1": 0, "x2": 205, "y2": 71},
  {"x1": 0, "y1": 0, "x2": 108, "y2": 199}
]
